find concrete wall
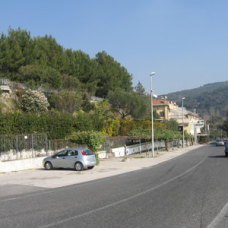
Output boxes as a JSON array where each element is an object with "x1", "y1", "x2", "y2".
[
  {"x1": 0, "y1": 149, "x2": 50, "y2": 161},
  {"x1": 111, "y1": 142, "x2": 166, "y2": 157},
  {"x1": 0, "y1": 157, "x2": 44, "y2": 172}
]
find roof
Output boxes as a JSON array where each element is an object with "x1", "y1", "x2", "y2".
[{"x1": 153, "y1": 99, "x2": 169, "y2": 105}]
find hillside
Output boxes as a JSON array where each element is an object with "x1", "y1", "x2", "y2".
[
  {"x1": 0, "y1": 28, "x2": 151, "y2": 123},
  {"x1": 162, "y1": 81, "x2": 228, "y2": 119},
  {"x1": 0, "y1": 28, "x2": 133, "y2": 98}
]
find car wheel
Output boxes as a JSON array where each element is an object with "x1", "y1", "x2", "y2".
[
  {"x1": 225, "y1": 152, "x2": 228, "y2": 157},
  {"x1": 44, "y1": 162, "x2": 53, "y2": 170},
  {"x1": 75, "y1": 162, "x2": 83, "y2": 171},
  {"x1": 88, "y1": 166, "x2": 94, "y2": 169}
]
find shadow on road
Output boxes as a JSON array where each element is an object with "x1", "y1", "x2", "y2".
[{"x1": 208, "y1": 155, "x2": 227, "y2": 158}]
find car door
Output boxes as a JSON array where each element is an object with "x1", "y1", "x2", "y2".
[
  {"x1": 64, "y1": 150, "x2": 79, "y2": 168},
  {"x1": 52, "y1": 150, "x2": 68, "y2": 168}
]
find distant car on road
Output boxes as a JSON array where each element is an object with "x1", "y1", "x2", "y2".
[
  {"x1": 43, "y1": 148, "x2": 96, "y2": 171},
  {"x1": 215, "y1": 140, "x2": 224, "y2": 146}
]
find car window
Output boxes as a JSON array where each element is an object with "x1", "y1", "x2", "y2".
[
  {"x1": 56, "y1": 150, "x2": 68, "y2": 157},
  {"x1": 67, "y1": 150, "x2": 76, "y2": 156},
  {"x1": 83, "y1": 150, "x2": 94, "y2": 155}
]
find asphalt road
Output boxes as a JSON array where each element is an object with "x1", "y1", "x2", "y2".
[{"x1": 1, "y1": 144, "x2": 228, "y2": 228}]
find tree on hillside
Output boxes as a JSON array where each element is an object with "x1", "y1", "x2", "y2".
[
  {"x1": 0, "y1": 28, "x2": 32, "y2": 74},
  {"x1": 31, "y1": 35, "x2": 64, "y2": 69},
  {"x1": 62, "y1": 74, "x2": 81, "y2": 91},
  {"x1": 134, "y1": 81, "x2": 146, "y2": 96},
  {"x1": 0, "y1": 29, "x2": 134, "y2": 101},
  {"x1": 18, "y1": 64, "x2": 62, "y2": 89},
  {"x1": 48, "y1": 90, "x2": 83, "y2": 113},
  {"x1": 94, "y1": 51, "x2": 132, "y2": 97},
  {"x1": 108, "y1": 89, "x2": 149, "y2": 119}
]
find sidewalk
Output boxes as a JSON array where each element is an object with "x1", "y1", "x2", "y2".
[{"x1": 0, "y1": 144, "x2": 204, "y2": 189}]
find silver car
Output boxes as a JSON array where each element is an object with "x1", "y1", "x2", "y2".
[
  {"x1": 43, "y1": 148, "x2": 96, "y2": 171},
  {"x1": 216, "y1": 140, "x2": 224, "y2": 146}
]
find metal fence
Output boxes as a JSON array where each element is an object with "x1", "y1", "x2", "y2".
[
  {"x1": 48, "y1": 139, "x2": 87, "y2": 152},
  {"x1": 0, "y1": 133, "x2": 48, "y2": 154},
  {"x1": 0, "y1": 134, "x2": 88, "y2": 161},
  {"x1": 0, "y1": 134, "x2": 191, "y2": 161}
]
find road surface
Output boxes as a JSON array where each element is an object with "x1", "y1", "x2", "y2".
[{"x1": 0, "y1": 144, "x2": 228, "y2": 228}]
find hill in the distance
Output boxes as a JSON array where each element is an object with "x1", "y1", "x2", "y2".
[{"x1": 161, "y1": 81, "x2": 228, "y2": 120}]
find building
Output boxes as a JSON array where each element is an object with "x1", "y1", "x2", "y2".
[
  {"x1": 0, "y1": 78, "x2": 11, "y2": 93},
  {"x1": 152, "y1": 99, "x2": 170, "y2": 120},
  {"x1": 153, "y1": 99, "x2": 204, "y2": 137}
]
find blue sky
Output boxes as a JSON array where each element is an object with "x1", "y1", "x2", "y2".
[{"x1": 1, "y1": 0, "x2": 228, "y2": 95}]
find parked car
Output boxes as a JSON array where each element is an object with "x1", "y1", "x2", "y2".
[
  {"x1": 215, "y1": 140, "x2": 224, "y2": 146},
  {"x1": 43, "y1": 148, "x2": 96, "y2": 171}
]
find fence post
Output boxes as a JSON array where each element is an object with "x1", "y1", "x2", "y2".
[
  {"x1": 31, "y1": 134, "x2": 34, "y2": 158},
  {"x1": 124, "y1": 144, "x2": 127, "y2": 156},
  {"x1": 139, "y1": 139, "x2": 142, "y2": 154},
  {"x1": 45, "y1": 134, "x2": 48, "y2": 155},
  {"x1": 16, "y1": 135, "x2": 19, "y2": 159}
]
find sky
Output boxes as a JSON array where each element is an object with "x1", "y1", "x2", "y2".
[{"x1": 1, "y1": 0, "x2": 228, "y2": 95}]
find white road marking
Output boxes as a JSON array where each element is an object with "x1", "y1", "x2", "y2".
[
  {"x1": 207, "y1": 202, "x2": 228, "y2": 228},
  {"x1": 0, "y1": 197, "x2": 17, "y2": 202},
  {"x1": 39, "y1": 156, "x2": 207, "y2": 228}
]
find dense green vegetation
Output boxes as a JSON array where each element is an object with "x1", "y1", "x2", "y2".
[
  {"x1": 67, "y1": 131, "x2": 105, "y2": 164},
  {"x1": 0, "y1": 28, "x2": 184, "y2": 142},
  {"x1": 0, "y1": 28, "x2": 132, "y2": 96}
]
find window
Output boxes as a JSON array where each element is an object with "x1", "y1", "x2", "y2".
[
  {"x1": 67, "y1": 150, "x2": 75, "y2": 156},
  {"x1": 67, "y1": 150, "x2": 78, "y2": 156},
  {"x1": 160, "y1": 111, "x2": 165, "y2": 117},
  {"x1": 56, "y1": 150, "x2": 68, "y2": 157},
  {"x1": 83, "y1": 150, "x2": 93, "y2": 155}
]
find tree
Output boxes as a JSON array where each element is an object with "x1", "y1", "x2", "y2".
[
  {"x1": 108, "y1": 89, "x2": 149, "y2": 119},
  {"x1": 0, "y1": 28, "x2": 32, "y2": 74},
  {"x1": 31, "y1": 35, "x2": 64, "y2": 69},
  {"x1": 164, "y1": 119, "x2": 179, "y2": 131},
  {"x1": 18, "y1": 64, "x2": 62, "y2": 89},
  {"x1": 134, "y1": 81, "x2": 145, "y2": 96},
  {"x1": 94, "y1": 51, "x2": 132, "y2": 97},
  {"x1": 62, "y1": 74, "x2": 81, "y2": 91},
  {"x1": 48, "y1": 90, "x2": 83, "y2": 113}
]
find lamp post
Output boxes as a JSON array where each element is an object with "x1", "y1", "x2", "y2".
[
  {"x1": 150, "y1": 72, "x2": 156, "y2": 158},
  {"x1": 182, "y1": 97, "x2": 185, "y2": 147}
]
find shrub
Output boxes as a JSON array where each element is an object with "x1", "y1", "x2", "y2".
[
  {"x1": 18, "y1": 89, "x2": 49, "y2": 112},
  {"x1": 66, "y1": 131, "x2": 105, "y2": 164}
]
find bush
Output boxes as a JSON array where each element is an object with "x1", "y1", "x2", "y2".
[
  {"x1": 18, "y1": 89, "x2": 49, "y2": 112},
  {"x1": 66, "y1": 131, "x2": 105, "y2": 164},
  {"x1": 0, "y1": 111, "x2": 76, "y2": 139}
]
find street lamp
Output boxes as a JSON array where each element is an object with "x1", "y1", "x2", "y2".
[
  {"x1": 182, "y1": 97, "x2": 185, "y2": 147},
  {"x1": 150, "y1": 72, "x2": 156, "y2": 158}
]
